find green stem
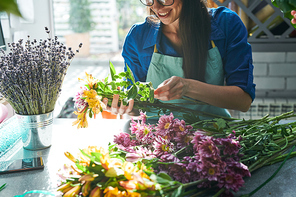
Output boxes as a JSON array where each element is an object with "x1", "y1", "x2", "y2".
[
  {"x1": 247, "y1": 146, "x2": 295, "y2": 197},
  {"x1": 0, "y1": 183, "x2": 6, "y2": 192},
  {"x1": 212, "y1": 188, "x2": 226, "y2": 197}
]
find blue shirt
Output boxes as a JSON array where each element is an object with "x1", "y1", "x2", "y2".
[{"x1": 122, "y1": 7, "x2": 256, "y2": 101}]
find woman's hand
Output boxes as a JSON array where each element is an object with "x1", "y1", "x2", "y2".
[
  {"x1": 102, "y1": 94, "x2": 135, "y2": 115},
  {"x1": 154, "y1": 76, "x2": 188, "y2": 101}
]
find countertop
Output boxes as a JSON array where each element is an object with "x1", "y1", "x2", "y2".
[{"x1": 0, "y1": 118, "x2": 296, "y2": 197}]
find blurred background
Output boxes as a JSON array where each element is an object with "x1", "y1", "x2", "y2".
[{"x1": 0, "y1": 0, "x2": 296, "y2": 119}]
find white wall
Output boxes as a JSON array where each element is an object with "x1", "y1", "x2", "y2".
[{"x1": 6, "y1": 0, "x2": 54, "y2": 43}]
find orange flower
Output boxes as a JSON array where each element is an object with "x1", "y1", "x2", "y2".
[
  {"x1": 79, "y1": 72, "x2": 99, "y2": 89},
  {"x1": 82, "y1": 89, "x2": 105, "y2": 115},
  {"x1": 122, "y1": 162, "x2": 137, "y2": 180},
  {"x1": 72, "y1": 109, "x2": 88, "y2": 129},
  {"x1": 103, "y1": 186, "x2": 127, "y2": 197}
]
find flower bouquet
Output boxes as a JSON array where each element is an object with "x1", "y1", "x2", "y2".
[
  {"x1": 58, "y1": 111, "x2": 296, "y2": 196},
  {"x1": 72, "y1": 62, "x2": 155, "y2": 128},
  {"x1": 72, "y1": 62, "x2": 232, "y2": 129},
  {"x1": 0, "y1": 27, "x2": 81, "y2": 115}
]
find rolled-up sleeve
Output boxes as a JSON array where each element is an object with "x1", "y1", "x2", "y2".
[{"x1": 221, "y1": 10, "x2": 256, "y2": 101}]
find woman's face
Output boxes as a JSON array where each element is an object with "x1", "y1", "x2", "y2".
[{"x1": 150, "y1": 0, "x2": 183, "y2": 25}]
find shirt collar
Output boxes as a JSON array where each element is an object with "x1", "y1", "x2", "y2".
[
  {"x1": 210, "y1": 16, "x2": 225, "y2": 40},
  {"x1": 143, "y1": 18, "x2": 161, "y2": 49}
]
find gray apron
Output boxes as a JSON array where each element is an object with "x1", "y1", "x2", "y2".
[{"x1": 146, "y1": 40, "x2": 231, "y2": 119}]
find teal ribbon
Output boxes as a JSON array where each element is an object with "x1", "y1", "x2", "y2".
[{"x1": 14, "y1": 190, "x2": 55, "y2": 197}]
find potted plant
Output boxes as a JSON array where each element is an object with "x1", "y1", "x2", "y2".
[{"x1": 65, "y1": 0, "x2": 95, "y2": 57}]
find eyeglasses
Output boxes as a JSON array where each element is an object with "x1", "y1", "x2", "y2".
[{"x1": 140, "y1": 0, "x2": 174, "y2": 6}]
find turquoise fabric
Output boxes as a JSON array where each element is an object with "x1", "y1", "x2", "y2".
[{"x1": 146, "y1": 44, "x2": 231, "y2": 119}]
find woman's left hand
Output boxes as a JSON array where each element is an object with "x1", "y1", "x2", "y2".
[{"x1": 154, "y1": 76, "x2": 188, "y2": 101}]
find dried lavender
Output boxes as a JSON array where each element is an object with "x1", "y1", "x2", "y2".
[{"x1": 0, "y1": 27, "x2": 82, "y2": 115}]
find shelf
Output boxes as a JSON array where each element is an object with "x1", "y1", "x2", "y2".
[{"x1": 210, "y1": 0, "x2": 296, "y2": 52}]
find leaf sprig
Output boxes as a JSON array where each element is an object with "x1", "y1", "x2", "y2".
[{"x1": 96, "y1": 62, "x2": 155, "y2": 106}]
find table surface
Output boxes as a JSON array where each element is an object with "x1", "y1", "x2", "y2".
[{"x1": 0, "y1": 118, "x2": 296, "y2": 197}]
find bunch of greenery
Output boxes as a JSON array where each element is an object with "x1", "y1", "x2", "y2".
[{"x1": 272, "y1": 0, "x2": 296, "y2": 28}]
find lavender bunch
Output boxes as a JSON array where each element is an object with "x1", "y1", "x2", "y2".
[{"x1": 0, "y1": 27, "x2": 82, "y2": 115}]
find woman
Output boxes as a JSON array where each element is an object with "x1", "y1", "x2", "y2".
[{"x1": 104, "y1": 0, "x2": 255, "y2": 118}]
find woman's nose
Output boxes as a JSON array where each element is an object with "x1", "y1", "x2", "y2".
[{"x1": 152, "y1": 0, "x2": 164, "y2": 10}]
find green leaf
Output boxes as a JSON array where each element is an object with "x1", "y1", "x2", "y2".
[
  {"x1": 157, "y1": 172, "x2": 173, "y2": 181},
  {"x1": 109, "y1": 61, "x2": 116, "y2": 81},
  {"x1": 213, "y1": 118, "x2": 227, "y2": 130},
  {"x1": 91, "y1": 152, "x2": 103, "y2": 162},
  {"x1": 126, "y1": 64, "x2": 136, "y2": 84},
  {"x1": 0, "y1": 0, "x2": 22, "y2": 17},
  {"x1": 274, "y1": 0, "x2": 294, "y2": 13},
  {"x1": 80, "y1": 149, "x2": 92, "y2": 159},
  {"x1": 110, "y1": 81, "x2": 117, "y2": 90},
  {"x1": 127, "y1": 85, "x2": 138, "y2": 101},
  {"x1": 149, "y1": 85, "x2": 155, "y2": 103},
  {"x1": 171, "y1": 185, "x2": 183, "y2": 197}
]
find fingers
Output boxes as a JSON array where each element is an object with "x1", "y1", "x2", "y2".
[
  {"x1": 154, "y1": 76, "x2": 185, "y2": 100},
  {"x1": 102, "y1": 97, "x2": 110, "y2": 111},
  {"x1": 111, "y1": 94, "x2": 119, "y2": 114},
  {"x1": 126, "y1": 99, "x2": 134, "y2": 114},
  {"x1": 104, "y1": 95, "x2": 135, "y2": 115}
]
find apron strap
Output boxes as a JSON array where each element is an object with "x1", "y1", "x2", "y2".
[
  {"x1": 154, "y1": 44, "x2": 158, "y2": 53},
  {"x1": 211, "y1": 40, "x2": 216, "y2": 48}
]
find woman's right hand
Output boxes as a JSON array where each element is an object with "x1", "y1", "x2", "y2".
[{"x1": 102, "y1": 94, "x2": 135, "y2": 115}]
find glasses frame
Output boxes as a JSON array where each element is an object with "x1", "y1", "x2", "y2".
[{"x1": 140, "y1": 0, "x2": 175, "y2": 6}]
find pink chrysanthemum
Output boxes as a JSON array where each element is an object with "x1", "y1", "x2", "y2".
[
  {"x1": 217, "y1": 171, "x2": 245, "y2": 192},
  {"x1": 113, "y1": 132, "x2": 139, "y2": 147},
  {"x1": 153, "y1": 136, "x2": 174, "y2": 156},
  {"x1": 225, "y1": 158, "x2": 251, "y2": 177},
  {"x1": 129, "y1": 118, "x2": 155, "y2": 145},
  {"x1": 155, "y1": 113, "x2": 175, "y2": 137},
  {"x1": 73, "y1": 86, "x2": 88, "y2": 109}
]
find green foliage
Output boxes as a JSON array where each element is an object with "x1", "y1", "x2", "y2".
[
  {"x1": 0, "y1": 0, "x2": 22, "y2": 17},
  {"x1": 95, "y1": 61, "x2": 155, "y2": 106},
  {"x1": 272, "y1": 0, "x2": 296, "y2": 28},
  {"x1": 69, "y1": 0, "x2": 95, "y2": 33}
]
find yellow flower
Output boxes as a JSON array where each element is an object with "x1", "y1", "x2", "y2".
[
  {"x1": 79, "y1": 72, "x2": 99, "y2": 89},
  {"x1": 119, "y1": 180, "x2": 138, "y2": 190},
  {"x1": 72, "y1": 110, "x2": 88, "y2": 129},
  {"x1": 83, "y1": 89, "x2": 105, "y2": 115},
  {"x1": 89, "y1": 186, "x2": 102, "y2": 197},
  {"x1": 122, "y1": 162, "x2": 137, "y2": 180},
  {"x1": 103, "y1": 186, "x2": 127, "y2": 197},
  {"x1": 63, "y1": 185, "x2": 81, "y2": 197},
  {"x1": 83, "y1": 89, "x2": 97, "y2": 99},
  {"x1": 127, "y1": 191, "x2": 142, "y2": 197}
]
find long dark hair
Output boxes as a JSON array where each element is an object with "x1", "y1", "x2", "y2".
[
  {"x1": 179, "y1": 0, "x2": 211, "y2": 82},
  {"x1": 148, "y1": 0, "x2": 211, "y2": 82}
]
